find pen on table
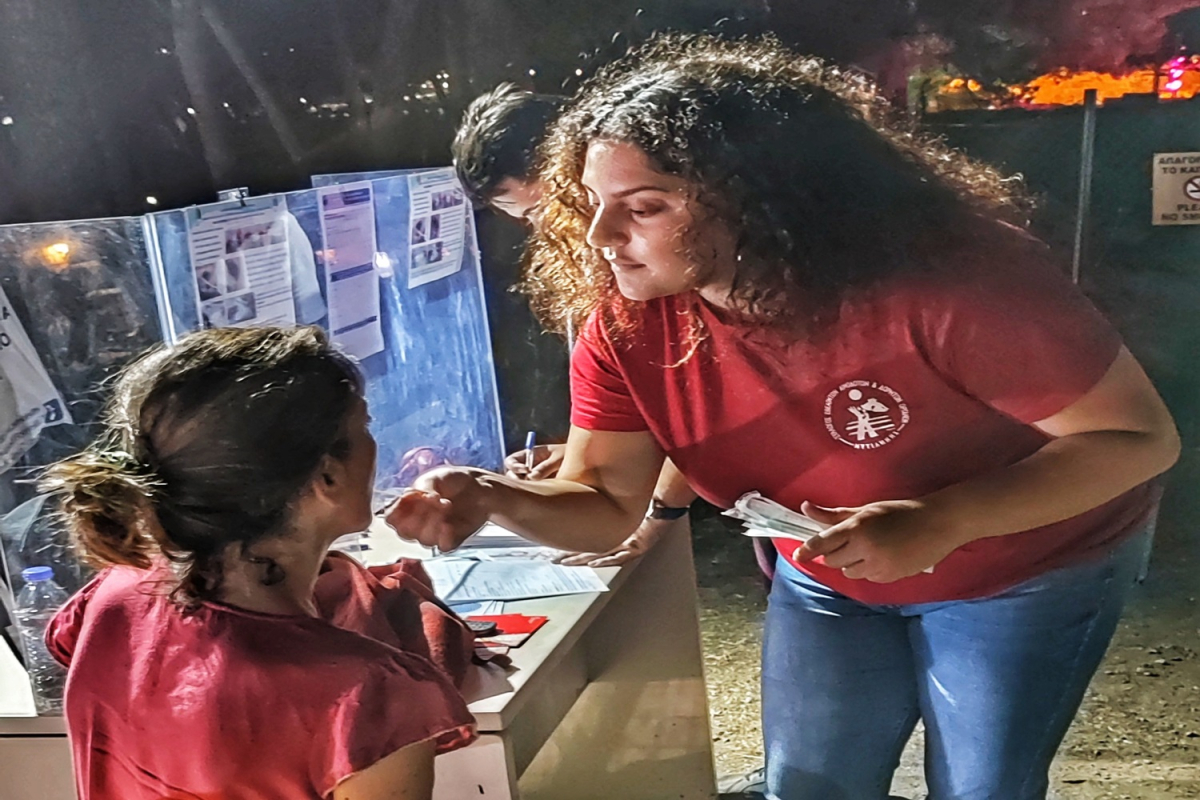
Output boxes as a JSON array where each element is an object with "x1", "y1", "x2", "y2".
[{"x1": 524, "y1": 430, "x2": 537, "y2": 474}]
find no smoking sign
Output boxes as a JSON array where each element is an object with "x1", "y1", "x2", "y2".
[
  {"x1": 1153, "y1": 152, "x2": 1200, "y2": 226},
  {"x1": 1186, "y1": 176, "x2": 1200, "y2": 202}
]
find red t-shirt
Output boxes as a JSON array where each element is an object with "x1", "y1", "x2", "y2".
[
  {"x1": 570, "y1": 252, "x2": 1154, "y2": 605},
  {"x1": 46, "y1": 553, "x2": 477, "y2": 799}
]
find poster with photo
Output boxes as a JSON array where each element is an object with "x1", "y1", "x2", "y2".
[
  {"x1": 406, "y1": 171, "x2": 467, "y2": 288},
  {"x1": 185, "y1": 196, "x2": 297, "y2": 331}
]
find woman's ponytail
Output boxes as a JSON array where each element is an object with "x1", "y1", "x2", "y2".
[{"x1": 41, "y1": 448, "x2": 161, "y2": 570}]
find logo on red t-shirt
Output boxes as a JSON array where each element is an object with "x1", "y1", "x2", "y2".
[{"x1": 823, "y1": 380, "x2": 910, "y2": 449}]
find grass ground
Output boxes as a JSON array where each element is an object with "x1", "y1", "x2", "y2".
[{"x1": 691, "y1": 486, "x2": 1200, "y2": 799}]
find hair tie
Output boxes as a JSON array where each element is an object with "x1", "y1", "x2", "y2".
[{"x1": 132, "y1": 434, "x2": 165, "y2": 484}]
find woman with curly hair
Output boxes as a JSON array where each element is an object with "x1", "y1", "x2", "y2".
[{"x1": 389, "y1": 34, "x2": 1179, "y2": 799}]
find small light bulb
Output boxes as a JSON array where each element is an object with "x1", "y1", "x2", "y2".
[
  {"x1": 42, "y1": 242, "x2": 72, "y2": 266},
  {"x1": 373, "y1": 251, "x2": 394, "y2": 278}
]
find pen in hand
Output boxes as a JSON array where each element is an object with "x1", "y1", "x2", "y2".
[{"x1": 524, "y1": 430, "x2": 537, "y2": 475}]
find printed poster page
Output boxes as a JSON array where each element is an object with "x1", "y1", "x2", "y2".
[
  {"x1": 317, "y1": 181, "x2": 384, "y2": 360},
  {"x1": 0, "y1": 285, "x2": 72, "y2": 472},
  {"x1": 406, "y1": 170, "x2": 467, "y2": 289},
  {"x1": 186, "y1": 197, "x2": 297, "y2": 330}
]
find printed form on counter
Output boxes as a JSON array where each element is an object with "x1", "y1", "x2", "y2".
[
  {"x1": 422, "y1": 557, "x2": 609, "y2": 604},
  {"x1": 318, "y1": 182, "x2": 384, "y2": 360},
  {"x1": 186, "y1": 197, "x2": 297, "y2": 331}
]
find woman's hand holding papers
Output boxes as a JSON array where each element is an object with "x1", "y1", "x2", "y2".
[{"x1": 792, "y1": 499, "x2": 965, "y2": 582}]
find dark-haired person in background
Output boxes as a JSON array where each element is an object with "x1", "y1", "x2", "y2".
[
  {"x1": 451, "y1": 82, "x2": 563, "y2": 222},
  {"x1": 42, "y1": 327, "x2": 476, "y2": 800},
  {"x1": 395, "y1": 35, "x2": 1180, "y2": 800},
  {"x1": 452, "y1": 82, "x2": 701, "y2": 568}
]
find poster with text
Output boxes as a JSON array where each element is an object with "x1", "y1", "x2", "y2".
[
  {"x1": 406, "y1": 170, "x2": 467, "y2": 289},
  {"x1": 318, "y1": 182, "x2": 384, "y2": 360},
  {"x1": 186, "y1": 197, "x2": 297, "y2": 330}
]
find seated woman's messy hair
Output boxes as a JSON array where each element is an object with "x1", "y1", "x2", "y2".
[
  {"x1": 41, "y1": 326, "x2": 363, "y2": 606},
  {"x1": 523, "y1": 33, "x2": 1034, "y2": 340}
]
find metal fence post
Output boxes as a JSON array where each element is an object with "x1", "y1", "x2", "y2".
[{"x1": 1071, "y1": 88, "x2": 1099, "y2": 284}]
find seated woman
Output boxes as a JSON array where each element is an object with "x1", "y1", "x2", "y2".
[{"x1": 41, "y1": 326, "x2": 477, "y2": 800}]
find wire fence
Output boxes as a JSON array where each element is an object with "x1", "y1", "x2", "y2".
[
  {"x1": 928, "y1": 96, "x2": 1200, "y2": 436},
  {"x1": 928, "y1": 95, "x2": 1200, "y2": 559}
]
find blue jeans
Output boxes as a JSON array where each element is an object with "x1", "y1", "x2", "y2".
[{"x1": 761, "y1": 531, "x2": 1146, "y2": 800}]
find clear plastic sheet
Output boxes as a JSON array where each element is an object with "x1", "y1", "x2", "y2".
[
  {"x1": 0, "y1": 173, "x2": 505, "y2": 636},
  {"x1": 0, "y1": 218, "x2": 163, "y2": 608},
  {"x1": 149, "y1": 171, "x2": 504, "y2": 502}
]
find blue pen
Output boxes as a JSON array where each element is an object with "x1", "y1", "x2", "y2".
[{"x1": 524, "y1": 430, "x2": 537, "y2": 473}]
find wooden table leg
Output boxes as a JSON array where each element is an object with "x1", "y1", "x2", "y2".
[
  {"x1": 518, "y1": 521, "x2": 718, "y2": 800},
  {"x1": 434, "y1": 733, "x2": 519, "y2": 799}
]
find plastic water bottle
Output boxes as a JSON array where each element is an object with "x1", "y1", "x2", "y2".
[{"x1": 13, "y1": 566, "x2": 69, "y2": 715}]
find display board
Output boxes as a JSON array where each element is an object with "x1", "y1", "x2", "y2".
[
  {"x1": 149, "y1": 168, "x2": 504, "y2": 500},
  {"x1": 0, "y1": 218, "x2": 164, "y2": 604},
  {"x1": 0, "y1": 170, "x2": 504, "y2": 626}
]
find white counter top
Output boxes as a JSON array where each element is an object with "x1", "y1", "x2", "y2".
[{"x1": 1, "y1": 519, "x2": 626, "y2": 737}]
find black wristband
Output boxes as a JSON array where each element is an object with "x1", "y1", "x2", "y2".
[{"x1": 646, "y1": 499, "x2": 691, "y2": 520}]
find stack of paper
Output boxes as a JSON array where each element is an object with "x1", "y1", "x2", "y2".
[
  {"x1": 457, "y1": 523, "x2": 562, "y2": 560},
  {"x1": 460, "y1": 522, "x2": 534, "y2": 549},
  {"x1": 422, "y1": 557, "x2": 609, "y2": 603},
  {"x1": 726, "y1": 491, "x2": 935, "y2": 573},
  {"x1": 723, "y1": 492, "x2": 828, "y2": 542},
  {"x1": 330, "y1": 531, "x2": 370, "y2": 553},
  {"x1": 453, "y1": 547, "x2": 562, "y2": 562},
  {"x1": 446, "y1": 599, "x2": 505, "y2": 616}
]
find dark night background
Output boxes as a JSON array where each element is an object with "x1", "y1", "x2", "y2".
[
  {"x1": 1, "y1": 0, "x2": 1199, "y2": 527},
  {"x1": 3, "y1": 1, "x2": 1198, "y2": 224}
]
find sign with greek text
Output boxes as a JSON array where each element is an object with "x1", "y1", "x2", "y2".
[{"x1": 1152, "y1": 152, "x2": 1200, "y2": 226}]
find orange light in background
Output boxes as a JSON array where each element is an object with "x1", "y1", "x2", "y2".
[
  {"x1": 41, "y1": 242, "x2": 71, "y2": 266},
  {"x1": 1017, "y1": 68, "x2": 1158, "y2": 106},
  {"x1": 931, "y1": 55, "x2": 1200, "y2": 110},
  {"x1": 1164, "y1": 69, "x2": 1200, "y2": 100},
  {"x1": 1159, "y1": 55, "x2": 1200, "y2": 100}
]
